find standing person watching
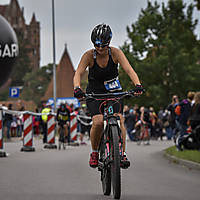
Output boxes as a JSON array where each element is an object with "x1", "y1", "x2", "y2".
[
  {"x1": 189, "y1": 92, "x2": 200, "y2": 130},
  {"x1": 41, "y1": 103, "x2": 52, "y2": 144},
  {"x1": 4, "y1": 104, "x2": 13, "y2": 140},
  {"x1": 73, "y1": 24, "x2": 144, "y2": 168},
  {"x1": 124, "y1": 107, "x2": 137, "y2": 141},
  {"x1": 167, "y1": 95, "x2": 179, "y2": 139},
  {"x1": 33, "y1": 108, "x2": 40, "y2": 136},
  {"x1": 175, "y1": 92, "x2": 194, "y2": 151}
]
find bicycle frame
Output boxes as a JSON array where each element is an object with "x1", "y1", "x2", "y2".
[
  {"x1": 100, "y1": 100, "x2": 123, "y2": 165},
  {"x1": 84, "y1": 90, "x2": 137, "y2": 167}
]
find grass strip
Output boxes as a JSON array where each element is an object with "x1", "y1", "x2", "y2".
[{"x1": 165, "y1": 146, "x2": 200, "y2": 163}]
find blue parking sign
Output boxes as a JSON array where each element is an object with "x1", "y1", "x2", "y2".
[{"x1": 9, "y1": 87, "x2": 19, "y2": 98}]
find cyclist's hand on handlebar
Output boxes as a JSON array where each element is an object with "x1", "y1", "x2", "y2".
[
  {"x1": 74, "y1": 87, "x2": 85, "y2": 99},
  {"x1": 134, "y1": 84, "x2": 144, "y2": 96}
]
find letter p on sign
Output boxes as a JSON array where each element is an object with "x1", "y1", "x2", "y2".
[{"x1": 9, "y1": 87, "x2": 19, "y2": 98}]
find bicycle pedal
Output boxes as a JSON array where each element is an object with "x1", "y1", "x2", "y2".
[
  {"x1": 98, "y1": 161, "x2": 104, "y2": 170},
  {"x1": 120, "y1": 160, "x2": 130, "y2": 169}
]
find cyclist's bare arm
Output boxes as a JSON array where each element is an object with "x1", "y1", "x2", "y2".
[
  {"x1": 73, "y1": 50, "x2": 92, "y2": 88},
  {"x1": 111, "y1": 47, "x2": 141, "y2": 86}
]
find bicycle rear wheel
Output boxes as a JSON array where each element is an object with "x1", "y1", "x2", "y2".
[
  {"x1": 99, "y1": 134, "x2": 111, "y2": 196},
  {"x1": 110, "y1": 125, "x2": 121, "y2": 199},
  {"x1": 58, "y1": 132, "x2": 62, "y2": 150}
]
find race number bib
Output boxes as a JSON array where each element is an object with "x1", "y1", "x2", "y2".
[{"x1": 104, "y1": 77, "x2": 122, "y2": 92}]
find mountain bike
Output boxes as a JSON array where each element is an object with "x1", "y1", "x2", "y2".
[
  {"x1": 84, "y1": 90, "x2": 138, "y2": 199},
  {"x1": 136, "y1": 122, "x2": 151, "y2": 145}
]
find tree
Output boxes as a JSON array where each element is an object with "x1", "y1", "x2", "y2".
[
  {"x1": 21, "y1": 64, "x2": 54, "y2": 105},
  {"x1": 120, "y1": 0, "x2": 200, "y2": 110},
  {"x1": 194, "y1": 0, "x2": 200, "y2": 10},
  {"x1": 10, "y1": 30, "x2": 31, "y2": 86}
]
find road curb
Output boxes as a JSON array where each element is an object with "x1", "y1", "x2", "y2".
[{"x1": 163, "y1": 151, "x2": 200, "y2": 171}]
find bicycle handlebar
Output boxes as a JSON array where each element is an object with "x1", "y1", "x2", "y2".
[{"x1": 82, "y1": 89, "x2": 144, "y2": 101}]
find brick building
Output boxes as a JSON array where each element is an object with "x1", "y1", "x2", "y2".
[
  {"x1": 42, "y1": 45, "x2": 75, "y2": 100},
  {"x1": 0, "y1": 0, "x2": 40, "y2": 70}
]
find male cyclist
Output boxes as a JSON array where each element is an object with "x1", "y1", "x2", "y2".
[
  {"x1": 73, "y1": 24, "x2": 144, "y2": 168},
  {"x1": 56, "y1": 102, "x2": 71, "y2": 143}
]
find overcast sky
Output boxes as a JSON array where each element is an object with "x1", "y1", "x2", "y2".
[{"x1": 1, "y1": 0, "x2": 200, "y2": 69}]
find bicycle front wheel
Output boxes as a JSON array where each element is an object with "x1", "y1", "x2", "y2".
[
  {"x1": 99, "y1": 134, "x2": 111, "y2": 196},
  {"x1": 110, "y1": 125, "x2": 121, "y2": 199}
]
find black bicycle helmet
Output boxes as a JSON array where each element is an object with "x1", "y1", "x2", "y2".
[
  {"x1": 91, "y1": 23, "x2": 112, "y2": 46},
  {"x1": 60, "y1": 101, "x2": 65, "y2": 109}
]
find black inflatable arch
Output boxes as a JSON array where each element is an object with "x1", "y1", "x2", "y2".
[{"x1": 0, "y1": 15, "x2": 19, "y2": 86}]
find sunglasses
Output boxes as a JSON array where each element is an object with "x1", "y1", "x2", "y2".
[{"x1": 94, "y1": 43, "x2": 109, "y2": 48}]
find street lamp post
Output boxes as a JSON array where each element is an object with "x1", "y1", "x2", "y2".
[{"x1": 52, "y1": 0, "x2": 56, "y2": 112}]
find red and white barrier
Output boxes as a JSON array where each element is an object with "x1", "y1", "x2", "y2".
[
  {"x1": 0, "y1": 110, "x2": 7, "y2": 157},
  {"x1": 21, "y1": 113, "x2": 35, "y2": 152},
  {"x1": 44, "y1": 115, "x2": 57, "y2": 149},
  {"x1": 70, "y1": 112, "x2": 77, "y2": 141},
  {"x1": 47, "y1": 115, "x2": 56, "y2": 144}
]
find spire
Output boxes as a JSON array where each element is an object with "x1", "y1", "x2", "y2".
[
  {"x1": 10, "y1": 0, "x2": 20, "y2": 10},
  {"x1": 31, "y1": 12, "x2": 36, "y2": 23},
  {"x1": 10, "y1": 0, "x2": 17, "y2": 6},
  {"x1": 21, "y1": 6, "x2": 24, "y2": 15},
  {"x1": 62, "y1": 43, "x2": 73, "y2": 70},
  {"x1": 64, "y1": 43, "x2": 67, "y2": 52}
]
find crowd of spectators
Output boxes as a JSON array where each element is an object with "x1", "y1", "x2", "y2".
[
  {"x1": 1, "y1": 102, "x2": 50, "y2": 142},
  {"x1": 123, "y1": 91, "x2": 200, "y2": 150},
  {"x1": 1, "y1": 103, "x2": 25, "y2": 140}
]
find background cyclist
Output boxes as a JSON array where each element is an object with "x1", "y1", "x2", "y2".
[
  {"x1": 73, "y1": 24, "x2": 144, "y2": 168},
  {"x1": 56, "y1": 102, "x2": 71, "y2": 143},
  {"x1": 140, "y1": 107, "x2": 151, "y2": 145}
]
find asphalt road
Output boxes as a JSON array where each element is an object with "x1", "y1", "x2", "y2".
[{"x1": 0, "y1": 138, "x2": 200, "y2": 200}]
